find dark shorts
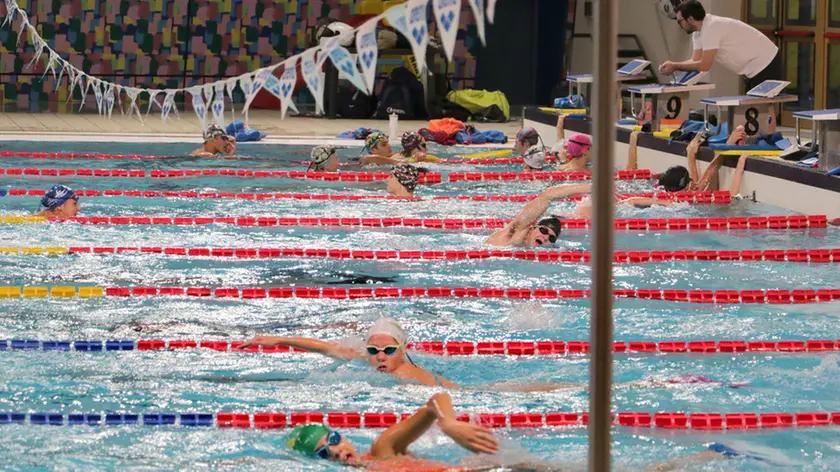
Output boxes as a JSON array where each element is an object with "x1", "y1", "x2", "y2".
[{"x1": 745, "y1": 50, "x2": 783, "y2": 91}]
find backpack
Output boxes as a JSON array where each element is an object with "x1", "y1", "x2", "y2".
[
  {"x1": 375, "y1": 67, "x2": 424, "y2": 119},
  {"x1": 473, "y1": 104, "x2": 507, "y2": 123},
  {"x1": 337, "y1": 86, "x2": 377, "y2": 119},
  {"x1": 391, "y1": 66, "x2": 427, "y2": 119},
  {"x1": 447, "y1": 89, "x2": 510, "y2": 121}
]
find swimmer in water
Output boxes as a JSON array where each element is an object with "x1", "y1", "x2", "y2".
[
  {"x1": 190, "y1": 124, "x2": 236, "y2": 157},
  {"x1": 514, "y1": 128, "x2": 549, "y2": 172},
  {"x1": 308, "y1": 145, "x2": 340, "y2": 172},
  {"x1": 36, "y1": 185, "x2": 80, "y2": 217},
  {"x1": 484, "y1": 184, "x2": 591, "y2": 246},
  {"x1": 652, "y1": 126, "x2": 745, "y2": 193},
  {"x1": 399, "y1": 131, "x2": 437, "y2": 163},
  {"x1": 556, "y1": 133, "x2": 592, "y2": 171},
  {"x1": 359, "y1": 132, "x2": 405, "y2": 166},
  {"x1": 287, "y1": 391, "x2": 498, "y2": 469},
  {"x1": 386, "y1": 164, "x2": 427, "y2": 197}
]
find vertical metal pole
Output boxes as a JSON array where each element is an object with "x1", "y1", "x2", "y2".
[{"x1": 588, "y1": 0, "x2": 617, "y2": 471}]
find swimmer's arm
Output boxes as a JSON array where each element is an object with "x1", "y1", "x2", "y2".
[
  {"x1": 729, "y1": 154, "x2": 748, "y2": 195},
  {"x1": 555, "y1": 114, "x2": 565, "y2": 141},
  {"x1": 369, "y1": 404, "x2": 436, "y2": 457},
  {"x1": 234, "y1": 336, "x2": 362, "y2": 360},
  {"x1": 626, "y1": 131, "x2": 640, "y2": 171},
  {"x1": 645, "y1": 450, "x2": 721, "y2": 472},
  {"x1": 509, "y1": 184, "x2": 592, "y2": 230},
  {"x1": 685, "y1": 132, "x2": 705, "y2": 183},
  {"x1": 360, "y1": 155, "x2": 405, "y2": 165},
  {"x1": 190, "y1": 149, "x2": 215, "y2": 157},
  {"x1": 695, "y1": 154, "x2": 724, "y2": 190}
]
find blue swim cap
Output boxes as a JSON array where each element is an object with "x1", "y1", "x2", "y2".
[{"x1": 40, "y1": 185, "x2": 78, "y2": 210}]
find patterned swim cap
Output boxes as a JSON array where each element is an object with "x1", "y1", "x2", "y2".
[
  {"x1": 390, "y1": 164, "x2": 421, "y2": 192},
  {"x1": 309, "y1": 145, "x2": 337, "y2": 171},
  {"x1": 203, "y1": 124, "x2": 228, "y2": 142},
  {"x1": 516, "y1": 127, "x2": 540, "y2": 142},
  {"x1": 522, "y1": 145, "x2": 547, "y2": 170},
  {"x1": 400, "y1": 131, "x2": 424, "y2": 154},
  {"x1": 363, "y1": 132, "x2": 388, "y2": 153},
  {"x1": 40, "y1": 185, "x2": 78, "y2": 210}
]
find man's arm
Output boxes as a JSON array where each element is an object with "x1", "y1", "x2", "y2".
[
  {"x1": 509, "y1": 184, "x2": 591, "y2": 230},
  {"x1": 659, "y1": 49, "x2": 715, "y2": 74},
  {"x1": 234, "y1": 335, "x2": 362, "y2": 360}
]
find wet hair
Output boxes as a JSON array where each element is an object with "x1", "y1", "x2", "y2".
[
  {"x1": 657, "y1": 165, "x2": 690, "y2": 192},
  {"x1": 536, "y1": 216, "x2": 562, "y2": 236},
  {"x1": 677, "y1": 0, "x2": 706, "y2": 21}
]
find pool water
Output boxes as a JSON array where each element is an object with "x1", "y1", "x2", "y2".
[{"x1": 0, "y1": 141, "x2": 838, "y2": 471}]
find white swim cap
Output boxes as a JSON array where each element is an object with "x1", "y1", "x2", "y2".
[{"x1": 366, "y1": 318, "x2": 407, "y2": 347}]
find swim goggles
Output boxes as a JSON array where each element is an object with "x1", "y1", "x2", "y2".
[
  {"x1": 537, "y1": 226, "x2": 557, "y2": 244},
  {"x1": 314, "y1": 430, "x2": 342, "y2": 459},
  {"x1": 366, "y1": 345, "x2": 400, "y2": 356}
]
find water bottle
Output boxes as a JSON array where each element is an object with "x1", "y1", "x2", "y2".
[{"x1": 389, "y1": 113, "x2": 399, "y2": 142}]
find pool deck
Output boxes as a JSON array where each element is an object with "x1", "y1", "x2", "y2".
[{"x1": 0, "y1": 110, "x2": 525, "y2": 145}]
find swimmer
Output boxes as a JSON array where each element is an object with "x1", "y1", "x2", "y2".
[
  {"x1": 399, "y1": 131, "x2": 436, "y2": 163},
  {"x1": 387, "y1": 164, "x2": 427, "y2": 197},
  {"x1": 484, "y1": 184, "x2": 591, "y2": 246},
  {"x1": 190, "y1": 124, "x2": 236, "y2": 157},
  {"x1": 360, "y1": 132, "x2": 406, "y2": 166},
  {"x1": 287, "y1": 391, "x2": 498, "y2": 468},
  {"x1": 308, "y1": 145, "x2": 339, "y2": 172},
  {"x1": 556, "y1": 133, "x2": 592, "y2": 171},
  {"x1": 655, "y1": 126, "x2": 745, "y2": 193},
  {"x1": 36, "y1": 185, "x2": 80, "y2": 217},
  {"x1": 514, "y1": 128, "x2": 549, "y2": 172}
]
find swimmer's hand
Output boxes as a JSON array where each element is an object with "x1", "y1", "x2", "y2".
[
  {"x1": 235, "y1": 335, "x2": 275, "y2": 350},
  {"x1": 439, "y1": 419, "x2": 499, "y2": 455},
  {"x1": 686, "y1": 132, "x2": 705, "y2": 155}
]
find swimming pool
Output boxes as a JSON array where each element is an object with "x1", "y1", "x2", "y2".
[{"x1": 0, "y1": 140, "x2": 838, "y2": 470}]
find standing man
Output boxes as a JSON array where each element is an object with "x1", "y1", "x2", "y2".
[{"x1": 659, "y1": 0, "x2": 781, "y2": 91}]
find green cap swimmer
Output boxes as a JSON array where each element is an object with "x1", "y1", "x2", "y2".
[{"x1": 288, "y1": 423, "x2": 330, "y2": 455}]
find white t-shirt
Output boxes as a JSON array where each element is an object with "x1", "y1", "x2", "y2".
[{"x1": 692, "y1": 14, "x2": 778, "y2": 78}]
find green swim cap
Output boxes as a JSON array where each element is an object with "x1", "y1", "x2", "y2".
[{"x1": 287, "y1": 423, "x2": 330, "y2": 454}]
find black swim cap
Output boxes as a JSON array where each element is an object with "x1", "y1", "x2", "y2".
[
  {"x1": 657, "y1": 166, "x2": 690, "y2": 192},
  {"x1": 536, "y1": 216, "x2": 562, "y2": 237}
]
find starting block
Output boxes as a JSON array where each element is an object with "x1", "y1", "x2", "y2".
[
  {"x1": 567, "y1": 59, "x2": 651, "y2": 114},
  {"x1": 701, "y1": 80, "x2": 796, "y2": 137},
  {"x1": 627, "y1": 71, "x2": 716, "y2": 132},
  {"x1": 793, "y1": 109, "x2": 840, "y2": 171}
]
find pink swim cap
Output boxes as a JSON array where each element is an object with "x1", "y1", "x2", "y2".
[{"x1": 565, "y1": 134, "x2": 592, "y2": 158}]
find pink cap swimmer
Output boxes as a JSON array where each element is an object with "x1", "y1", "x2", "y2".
[{"x1": 566, "y1": 134, "x2": 591, "y2": 158}]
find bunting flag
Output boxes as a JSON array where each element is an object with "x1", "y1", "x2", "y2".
[
  {"x1": 432, "y1": 0, "x2": 460, "y2": 62},
  {"x1": 405, "y1": 0, "x2": 430, "y2": 73},
  {"x1": 467, "y1": 0, "x2": 487, "y2": 45},
  {"x1": 328, "y1": 45, "x2": 369, "y2": 94},
  {"x1": 355, "y1": 18, "x2": 378, "y2": 94},
  {"x1": 0, "y1": 0, "x2": 501, "y2": 128},
  {"x1": 301, "y1": 48, "x2": 324, "y2": 115}
]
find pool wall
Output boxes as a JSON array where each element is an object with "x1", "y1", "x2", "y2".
[{"x1": 524, "y1": 108, "x2": 840, "y2": 219}]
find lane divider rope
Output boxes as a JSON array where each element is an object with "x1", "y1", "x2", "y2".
[
  {"x1": 0, "y1": 189, "x2": 734, "y2": 204},
  {"x1": 2, "y1": 339, "x2": 838, "y2": 355},
  {"x1": 0, "y1": 411, "x2": 836, "y2": 429},
  {"x1": 2, "y1": 246, "x2": 838, "y2": 263},
  {"x1": 2, "y1": 285, "x2": 839, "y2": 304},
  {"x1": 0, "y1": 167, "x2": 655, "y2": 182},
  {"x1": 0, "y1": 215, "x2": 827, "y2": 231}
]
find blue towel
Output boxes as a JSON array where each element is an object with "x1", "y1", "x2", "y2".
[
  {"x1": 454, "y1": 129, "x2": 508, "y2": 145},
  {"x1": 337, "y1": 127, "x2": 382, "y2": 140},
  {"x1": 225, "y1": 120, "x2": 266, "y2": 142},
  {"x1": 553, "y1": 95, "x2": 586, "y2": 109},
  {"x1": 827, "y1": 165, "x2": 840, "y2": 176}
]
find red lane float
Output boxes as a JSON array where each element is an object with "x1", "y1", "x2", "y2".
[
  {"x1": 52, "y1": 246, "x2": 840, "y2": 263},
  {"x1": 25, "y1": 215, "x2": 829, "y2": 231},
  {"x1": 0, "y1": 167, "x2": 656, "y2": 182},
  {"x1": 86, "y1": 286, "x2": 840, "y2": 304},
  {"x1": 2, "y1": 189, "x2": 734, "y2": 204}
]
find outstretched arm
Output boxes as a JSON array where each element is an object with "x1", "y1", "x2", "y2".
[
  {"x1": 361, "y1": 154, "x2": 406, "y2": 165},
  {"x1": 234, "y1": 335, "x2": 362, "y2": 360},
  {"x1": 556, "y1": 114, "x2": 565, "y2": 141},
  {"x1": 621, "y1": 197, "x2": 673, "y2": 208},
  {"x1": 659, "y1": 49, "x2": 716, "y2": 74},
  {"x1": 685, "y1": 132, "x2": 705, "y2": 183},
  {"x1": 626, "y1": 131, "x2": 640, "y2": 171},
  {"x1": 729, "y1": 155, "x2": 748, "y2": 195},
  {"x1": 509, "y1": 184, "x2": 591, "y2": 231}
]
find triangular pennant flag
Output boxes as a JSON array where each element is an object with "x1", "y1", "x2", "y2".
[
  {"x1": 145, "y1": 90, "x2": 162, "y2": 118},
  {"x1": 92, "y1": 79, "x2": 104, "y2": 116},
  {"x1": 43, "y1": 51, "x2": 60, "y2": 82},
  {"x1": 104, "y1": 84, "x2": 116, "y2": 119},
  {"x1": 3, "y1": 0, "x2": 17, "y2": 28},
  {"x1": 242, "y1": 68, "x2": 271, "y2": 127},
  {"x1": 224, "y1": 77, "x2": 238, "y2": 114},
  {"x1": 27, "y1": 33, "x2": 45, "y2": 68},
  {"x1": 211, "y1": 84, "x2": 225, "y2": 127},
  {"x1": 65, "y1": 67, "x2": 79, "y2": 102},
  {"x1": 488, "y1": 0, "x2": 497, "y2": 24},
  {"x1": 329, "y1": 45, "x2": 369, "y2": 95},
  {"x1": 383, "y1": 3, "x2": 411, "y2": 40},
  {"x1": 317, "y1": 38, "x2": 340, "y2": 69},
  {"x1": 124, "y1": 87, "x2": 143, "y2": 124},
  {"x1": 15, "y1": 17, "x2": 27, "y2": 46},
  {"x1": 277, "y1": 57, "x2": 299, "y2": 119},
  {"x1": 467, "y1": 0, "x2": 487, "y2": 46},
  {"x1": 301, "y1": 48, "x2": 325, "y2": 115},
  {"x1": 115, "y1": 85, "x2": 125, "y2": 116},
  {"x1": 78, "y1": 74, "x2": 92, "y2": 111},
  {"x1": 405, "y1": 0, "x2": 430, "y2": 73},
  {"x1": 432, "y1": 0, "x2": 460, "y2": 62},
  {"x1": 161, "y1": 90, "x2": 177, "y2": 122},
  {"x1": 355, "y1": 18, "x2": 378, "y2": 95},
  {"x1": 189, "y1": 86, "x2": 207, "y2": 128}
]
